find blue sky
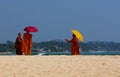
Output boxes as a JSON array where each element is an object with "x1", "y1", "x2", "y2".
[{"x1": 0, "y1": 0, "x2": 120, "y2": 42}]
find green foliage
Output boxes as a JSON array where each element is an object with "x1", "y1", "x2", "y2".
[
  {"x1": 0, "y1": 40, "x2": 120, "y2": 53},
  {"x1": 33, "y1": 40, "x2": 120, "y2": 52},
  {"x1": 33, "y1": 40, "x2": 70, "y2": 52},
  {"x1": 0, "y1": 40, "x2": 15, "y2": 52},
  {"x1": 81, "y1": 41, "x2": 120, "y2": 51}
]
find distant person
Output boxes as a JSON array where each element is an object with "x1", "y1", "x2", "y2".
[
  {"x1": 23, "y1": 31, "x2": 32, "y2": 55},
  {"x1": 65, "y1": 34, "x2": 80, "y2": 55},
  {"x1": 14, "y1": 32, "x2": 23, "y2": 55}
]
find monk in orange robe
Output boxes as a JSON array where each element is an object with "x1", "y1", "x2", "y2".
[
  {"x1": 14, "y1": 33, "x2": 23, "y2": 55},
  {"x1": 23, "y1": 31, "x2": 32, "y2": 55},
  {"x1": 65, "y1": 34, "x2": 80, "y2": 55}
]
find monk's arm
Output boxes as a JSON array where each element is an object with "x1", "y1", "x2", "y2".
[{"x1": 65, "y1": 39, "x2": 72, "y2": 42}]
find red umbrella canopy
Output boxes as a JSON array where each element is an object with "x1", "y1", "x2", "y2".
[{"x1": 24, "y1": 26, "x2": 38, "y2": 32}]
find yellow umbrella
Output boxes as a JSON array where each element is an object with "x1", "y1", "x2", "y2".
[{"x1": 72, "y1": 30, "x2": 84, "y2": 42}]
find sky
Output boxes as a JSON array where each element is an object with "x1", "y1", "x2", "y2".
[{"x1": 0, "y1": 0, "x2": 120, "y2": 43}]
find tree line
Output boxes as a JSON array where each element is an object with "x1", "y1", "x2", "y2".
[{"x1": 0, "y1": 40, "x2": 120, "y2": 53}]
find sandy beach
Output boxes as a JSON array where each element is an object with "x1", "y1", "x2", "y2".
[{"x1": 0, "y1": 56, "x2": 120, "y2": 77}]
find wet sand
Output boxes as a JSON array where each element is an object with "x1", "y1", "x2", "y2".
[{"x1": 0, "y1": 56, "x2": 120, "y2": 77}]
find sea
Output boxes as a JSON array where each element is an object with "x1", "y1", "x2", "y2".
[
  {"x1": 1, "y1": 51, "x2": 120, "y2": 56},
  {"x1": 37, "y1": 51, "x2": 120, "y2": 56}
]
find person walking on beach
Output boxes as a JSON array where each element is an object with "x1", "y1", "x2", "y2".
[
  {"x1": 23, "y1": 31, "x2": 32, "y2": 55},
  {"x1": 65, "y1": 34, "x2": 80, "y2": 55},
  {"x1": 14, "y1": 32, "x2": 23, "y2": 55}
]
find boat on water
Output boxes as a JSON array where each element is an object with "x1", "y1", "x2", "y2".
[{"x1": 38, "y1": 53, "x2": 46, "y2": 56}]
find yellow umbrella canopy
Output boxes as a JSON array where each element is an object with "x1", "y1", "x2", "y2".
[{"x1": 72, "y1": 30, "x2": 84, "y2": 42}]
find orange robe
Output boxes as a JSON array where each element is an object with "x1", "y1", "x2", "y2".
[
  {"x1": 23, "y1": 33, "x2": 32, "y2": 55},
  {"x1": 70, "y1": 37, "x2": 80, "y2": 55},
  {"x1": 14, "y1": 37, "x2": 23, "y2": 55}
]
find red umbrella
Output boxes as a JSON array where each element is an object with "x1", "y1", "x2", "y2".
[{"x1": 24, "y1": 26, "x2": 38, "y2": 32}]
